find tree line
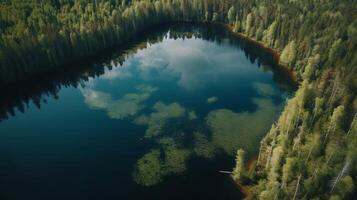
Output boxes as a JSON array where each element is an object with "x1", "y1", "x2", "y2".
[
  {"x1": 225, "y1": 1, "x2": 357, "y2": 199},
  {"x1": 0, "y1": 0, "x2": 356, "y2": 199}
]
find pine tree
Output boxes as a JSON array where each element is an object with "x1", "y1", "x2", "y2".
[
  {"x1": 232, "y1": 149, "x2": 245, "y2": 182},
  {"x1": 282, "y1": 157, "x2": 297, "y2": 188},
  {"x1": 324, "y1": 105, "x2": 345, "y2": 143},
  {"x1": 280, "y1": 40, "x2": 297, "y2": 66},
  {"x1": 328, "y1": 39, "x2": 342, "y2": 64},
  {"x1": 227, "y1": 6, "x2": 236, "y2": 25},
  {"x1": 245, "y1": 12, "x2": 254, "y2": 36},
  {"x1": 262, "y1": 21, "x2": 277, "y2": 47},
  {"x1": 212, "y1": 12, "x2": 218, "y2": 22}
]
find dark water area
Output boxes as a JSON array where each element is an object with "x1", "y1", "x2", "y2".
[{"x1": 0, "y1": 23, "x2": 295, "y2": 200}]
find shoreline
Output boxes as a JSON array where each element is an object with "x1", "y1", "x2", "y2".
[
  {"x1": 218, "y1": 23, "x2": 298, "y2": 83},
  {"x1": 0, "y1": 21, "x2": 298, "y2": 88},
  {"x1": 215, "y1": 21, "x2": 299, "y2": 198},
  {"x1": 237, "y1": 156, "x2": 258, "y2": 198}
]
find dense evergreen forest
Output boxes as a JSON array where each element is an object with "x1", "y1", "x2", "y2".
[{"x1": 0, "y1": 0, "x2": 356, "y2": 199}]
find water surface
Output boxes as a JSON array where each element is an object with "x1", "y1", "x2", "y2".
[{"x1": 0, "y1": 24, "x2": 295, "y2": 200}]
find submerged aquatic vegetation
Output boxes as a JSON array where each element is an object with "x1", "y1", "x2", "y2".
[
  {"x1": 133, "y1": 137, "x2": 191, "y2": 186},
  {"x1": 133, "y1": 149, "x2": 163, "y2": 186},
  {"x1": 82, "y1": 79, "x2": 285, "y2": 187},
  {"x1": 193, "y1": 132, "x2": 217, "y2": 159},
  {"x1": 107, "y1": 92, "x2": 150, "y2": 119},
  {"x1": 133, "y1": 89, "x2": 283, "y2": 186},
  {"x1": 134, "y1": 102, "x2": 187, "y2": 138},
  {"x1": 159, "y1": 137, "x2": 191, "y2": 174},
  {"x1": 206, "y1": 98, "x2": 281, "y2": 155}
]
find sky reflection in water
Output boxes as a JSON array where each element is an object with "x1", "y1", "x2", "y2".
[
  {"x1": 80, "y1": 34, "x2": 289, "y2": 186},
  {"x1": 0, "y1": 24, "x2": 294, "y2": 200}
]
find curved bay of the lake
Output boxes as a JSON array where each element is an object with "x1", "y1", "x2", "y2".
[{"x1": 0, "y1": 23, "x2": 295, "y2": 200}]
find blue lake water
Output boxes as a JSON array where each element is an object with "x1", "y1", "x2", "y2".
[{"x1": 0, "y1": 24, "x2": 295, "y2": 200}]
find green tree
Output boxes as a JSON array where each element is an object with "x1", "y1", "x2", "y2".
[
  {"x1": 232, "y1": 149, "x2": 245, "y2": 182},
  {"x1": 227, "y1": 6, "x2": 236, "y2": 25},
  {"x1": 212, "y1": 12, "x2": 218, "y2": 22},
  {"x1": 245, "y1": 12, "x2": 254, "y2": 36},
  {"x1": 280, "y1": 40, "x2": 297, "y2": 66},
  {"x1": 328, "y1": 39, "x2": 342, "y2": 64},
  {"x1": 262, "y1": 21, "x2": 277, "y2": 47},
  {"x1": 337, "y1": 175, "x2": 355, "y2": 197},
  {"x1": 324, "y1": 105, "x2": 345, "y2": 143},
  {"x1": 282, "y1": 157, "x2": 297, "y2": 188}
]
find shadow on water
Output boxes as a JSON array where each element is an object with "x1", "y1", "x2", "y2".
[{"x1": 0, "y1": 22, "x2": 297, "y2": 122}]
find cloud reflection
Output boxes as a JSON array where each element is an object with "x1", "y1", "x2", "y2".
[
  {"x1": 134, "y1": 38, "x2": 257, "y2": 91},
  {"x1": 87, "y1": 38, "x2": 259, "y2": 91},
  {"x1": 80, "y1": 84, "x2": 158, "y2": 119}
]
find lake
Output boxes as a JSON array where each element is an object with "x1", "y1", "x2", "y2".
[{"x1": 0, "y1": 23, "x2": 295, "y2": 200}]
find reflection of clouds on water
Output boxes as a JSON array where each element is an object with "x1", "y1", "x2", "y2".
[
  {"x1": 132, "y1": 38, "x2": 256, "y2": 91},
  {"x1": 98, "y1": 59, "x2": 134, "y2": 81},
  {"x1": 80, "y1": 84, "x2": 158, "y2": 119},
  {"x1": 82, "y1": 37, "x2": 260, "y2": 92},
  {"x1": 188, "y1": 111, "x2": 197, "y2": 120},
  {"x1": 101, "y1": 67, "x2": 132, "y2": 80},
  {"x1": 82, "y1": 89, "x2": 112, "y2": 109},
  {"x1": 207, "y1": 96, "x2": 219, "y2": 104},
  {"x1": 78, "y1": 35, "x2": 286, "y2": 186},
  {"x1": 252, "y1": 82, "x2": 276, "y2": 97}
]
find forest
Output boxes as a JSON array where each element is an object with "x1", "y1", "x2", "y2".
[{"x1": 0, "y1": 0, "x2": 356, "y2": 199}]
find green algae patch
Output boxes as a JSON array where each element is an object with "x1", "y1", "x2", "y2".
[
  {"x1": 206, "y1": 98, "x2": 281, "y2": 155},
  {"x1": 133, "y1": 137, "x2": 191, "y2": 186},
  {"x1": 107, "y1": 92, "x2": 150, "y2": 119},
  {"x1": 159, "y1": 137, "x2": 191, "y2": 174},
  {"x1": 133, "y1": 149, "x2": 163, "y2": 186},
  {"x1": 134, "y1": 102, "x2": 187, "y2": 138},
  {"x1": 132, "y1": 91, "x2": 284, "y2": 186},
  {"x1": 108, "y1": 85, "x2": 158, "y2": 119},
  {"x1": 152, "y1": 102, "x2": 187, "y2": 119},
  {"x1": 193, "y1": 132, "x2": 217, "y2": 159},
  {"x1": 207, "y1": 96, "x2": 219, "y2": 104}
]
